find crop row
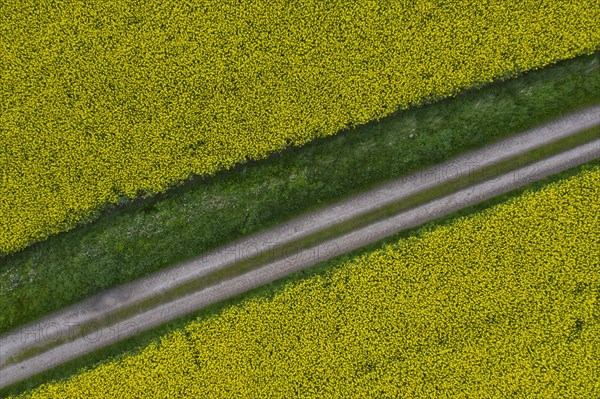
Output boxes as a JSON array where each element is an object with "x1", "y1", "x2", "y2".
[
  {"x1": 2, "y1": 0, "x2": 599, "y2": 254},
  {"x1": 12, "y1": 166, "x2": 600, "y2": 398}
]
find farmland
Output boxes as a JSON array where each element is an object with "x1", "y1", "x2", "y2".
[
  {"x1": 2, "y1": 0, "x2": 599, "y2": 254},
  {"x1": 8, "y1": 165, "x2": 599, "y2": 398},
  {"x1": 1, "y1": 1, "x2": 599, "y2": 396}
]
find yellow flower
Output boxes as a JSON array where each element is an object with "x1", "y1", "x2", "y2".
[{"x1": 1, "y1": 0, "x2": 599, "y2": 254}]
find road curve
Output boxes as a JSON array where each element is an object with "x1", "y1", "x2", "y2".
[{"x1": 1, "y1": 105, "x2": 599, "y2": 389}]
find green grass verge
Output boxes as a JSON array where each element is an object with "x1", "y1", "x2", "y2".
[
  {"x1": 1, "y1": 52, "x2": 599, "y2": 336},
  {"x1": 1, "y1": 156, "x2": 597, "y2": 399}
]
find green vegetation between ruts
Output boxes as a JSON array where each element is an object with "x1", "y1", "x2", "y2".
[{"x1": 1, "y1": 52, "x2": 599, "y2": 336}]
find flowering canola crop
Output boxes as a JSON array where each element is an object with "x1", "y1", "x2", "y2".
[
  {"x1": 13, "y1": 167, "x2": 600, "y2": 398},
  {"x1": 1, "y1": 0, "x2": 599, "y2": 254}
]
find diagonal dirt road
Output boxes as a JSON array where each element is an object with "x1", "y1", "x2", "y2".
[{"x1": 1, "y1": 105, "x2": 599, "y2": 389}]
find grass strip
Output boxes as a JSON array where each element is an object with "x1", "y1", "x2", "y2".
[
  {"x1": 1, "y1": 52, "x2": 599, "y2": 335},
  {"x1": 1, "y1": 159, "x2": 597, "y2": 399}
]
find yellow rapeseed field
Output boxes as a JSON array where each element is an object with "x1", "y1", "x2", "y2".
[
  {"x1": 1, "y1": 0, "x2": 599, "y2": 253},
  {"x1": 13, "y1": 166, "x2": 599, "y2": 398}
]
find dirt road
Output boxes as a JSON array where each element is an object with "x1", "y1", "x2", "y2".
[{"x1": 1, "y1": 105, "x2": 598, "y2": 389}]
